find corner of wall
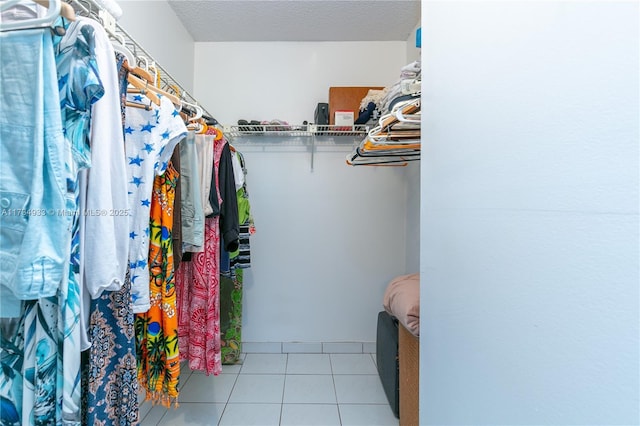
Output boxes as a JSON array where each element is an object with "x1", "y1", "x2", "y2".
[{"x1": 406, "y1": 20, "x2": 421, "y2": 64}]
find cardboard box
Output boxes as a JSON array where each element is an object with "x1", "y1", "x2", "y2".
[
  {"x1": 328, "y1": 86, "x2": 384, "y2": 125},
  {"x1": 335, "y1": 110, "x2": 354, "y2": 127}
]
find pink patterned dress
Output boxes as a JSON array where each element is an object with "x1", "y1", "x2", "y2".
[{"x1": 175, "y1": 136, "x2": 226, "y2": 375}]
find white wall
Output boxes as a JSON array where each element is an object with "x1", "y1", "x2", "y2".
[
  {"x1": 404, "y1": 162, "x2": 420, "y2": 274},
  {"x1": 404, "y1": 21, "x2": 421, "y2": 274},
  {"x1": 421, "y1": 1, "x2": 639, "y2": 424},
  {"x1": 193, "y1": 42, "x2": 406, "y2": 125},
  {"x1": 193, "y1": 42, "x2": 412, "y2": 343},
  {"x1": 118, "y1": 0, "x2": 195, "y2": 92},
  {"x1": 240, "y1": 149, "x2": 409, "y2": 342}
]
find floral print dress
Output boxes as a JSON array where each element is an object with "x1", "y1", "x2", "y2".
[{"x1": 135, "y1": 164, "x2": 181, "y2": 406}]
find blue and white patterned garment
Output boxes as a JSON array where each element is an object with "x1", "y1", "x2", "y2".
[
  {"x1": 124, "y1": 95, "x2": 187, "y2": 313},
  {"x1": 0, "y1": 25, "x2": 68, "y2": 317},
  {"x1": 0, "y1": 24, "x2": 66, "y2": 426},
  {"x1": 5, "y1": 17, "x2": 105, "y2": 426},
  {"x1": 0, "y1": 17, "x2": 102, "y2": 425},
  {"x1": 53, "y1": 17, "x2": 104, "y2": 425}
]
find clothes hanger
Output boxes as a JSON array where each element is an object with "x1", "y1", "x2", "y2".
[
  {"x1": 362, "y1": 139, "x2": 421, "y2": 152},
  {"x1": 181, "y1": 101, "x2": 202, "y2": 121},
  {"x1": 346, "y1": 149, "x2": 417, "y2": 167},
  {"x1": 0, "y1": 0, "x2": 74, "y2": 31},
  {"x1": 181, "y1": 100, "x2": 204, "y2": 130},
  {"x1": 125, "y1": 99, "x2": 153, "y2": 110},
  {"x1": 182, "y1": 100, "x2": 205, "y2": 132},
  {"x1": 358, "y1": 137, "x2": 420, "y2": 154},
  {"x1": 127, "y1": 57, "x2": 182, "y2": 108},
  {"x1": 139, "y1": 84, "x2": 182, "y2": 108},
  {"x1": 348, "y1": 145, "x2": 420, "y2": 163},
  {"x1": 395, "y1": 108, "x2": 421, "y2": 124},
  {"x1": 0, "y1": 0, "x2": 22, "y2": 11},
  {"x1": 127, "y1": 74, "x2": 160, "y2": 106},
  {"x1": 124, "y1": 54, "x2": 162, "y2": 108},
  {"x1": 378, "y1": 99, "x2": 421, "y2": 131},
  {"x1": 128, "y1": 76, "x2": 182, "y2": 108},
  {"x1": 129, "y1": 55, "x2": 154, "y2": 83},
  {"x1": 366, "y1": 127, "x2": 421, "y2": 145},
  {"x1": 110, "y1": 33, "x2": 136, "y2": 71},
  {"x1": 148, "y1": 61, "x2": 160, "y2": 88},
  {"x1": 348, "y1": 135, "x2": 420, "y2": 166},
  {"x1": 153, "y1": 84, "x2": 182, "y2": 108},
  {"x1": 186, "y1": 117, "x2": 205, "y2": 133}
]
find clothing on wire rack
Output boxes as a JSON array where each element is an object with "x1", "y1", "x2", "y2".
[
  {"x1": 175, "y1": 135, "x2": 238, "y2": 375},
  {"x1": 135, "y1": 164, "x2": 181, "y2": 406},
  {"x1": 85, "y1": 52, "x2": 139, "y2": 426},
  {"x1": 124, "y1": 94, "x2": 186, "y2": 314},
  {"x1": 221, "y1": 149, "x2": 254, "y2": 364},
  {"x1": 178, "y1": 132, "x2": 205, "y2": 252},
  {"x1": 0, "y1": 1, "x2": 252, "y2": 423}
]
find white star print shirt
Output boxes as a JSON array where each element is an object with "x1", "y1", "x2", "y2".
[{"x1": 124, "y1": 94, "x2": 187, "y2": 314}]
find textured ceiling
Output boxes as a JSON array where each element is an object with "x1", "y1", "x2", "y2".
[{"x1": 167, "y1": 0, "x2": 421, "y2": 42}]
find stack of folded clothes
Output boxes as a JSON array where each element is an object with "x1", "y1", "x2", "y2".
[
  {"x1": 382, "y1": 60, "x2": 421, "y2": 114},
  {"x1": 355, "y1": 60, "x2": 421, "y2": 126}
]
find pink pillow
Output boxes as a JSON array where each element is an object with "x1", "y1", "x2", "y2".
[{"x1": 383, "y1": 273, "x2": 420, "y2": 337}]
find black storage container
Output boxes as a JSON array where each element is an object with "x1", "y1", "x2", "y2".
[
  {"x1": 314, "y1": 102, "x2": 329, "y2": 125},
  {"x1": 376, "y1": 310, "x2": 400, "y2": 418}
]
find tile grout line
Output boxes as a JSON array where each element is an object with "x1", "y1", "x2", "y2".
[
  {"x1": 279, "y1": 353, "x2": 289, "y2": 425},
  {"x1": 328, "y1": 354, "x2": 345, "y2": 425},
  {"x1": 217, "y1": 364, "x2": 242, "y2": 425}
]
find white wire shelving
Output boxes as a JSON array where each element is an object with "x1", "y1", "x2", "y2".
[{"x1": 223, "y1": 124, "x2": 371, "y2": 171}]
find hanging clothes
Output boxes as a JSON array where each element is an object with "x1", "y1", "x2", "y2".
[
  {"x1": 1, "y1": 13, "x2": 104, "y2": 425},
  {"x1": 87, "y1": 268, "x2": 138, "y2": 423},
  {"x1": 179, "y1": 132, "x2": 205, "y2": 253},
  {"x1": 124, "y1": 95, "x2": 187, "y2": 314},
  {"x1": 135, "y1": 164, "x2": 181, "y2": 406},
  {"x1": 53, "y1": 16, "x2": 106, "y2": 425},
  {"x1": 216, "y1": 139, "x2": 240, "y2": 253},
  {"x1": 77, "y1": 15, "x2": 130, "y2": 305},
  {"x1": 176, "y1": 135, "x2": 239, "y2": 375},
  {"x1": 229, "y1": 150, "x2": 254, "y2": 270},
  {"x1": 196, "y1": 134, "x2": 215, "y2": 218},
  {"x1": 176, "y1": 216, "x2": 221, "y2": 375},
  {"x1": 85, "y1": 53, "x2": 139, "y2": 426},
  {"x1": 171, "y1": 145, "x2": 184, "y2": 269},
  {"x1": 122, "y1": 89, "x2": 185, "y2": 405},
  {"x1": 0, "y1": 24, "x2": 69, "y2": 318},
  {"x1": 221, "y1": 149, "x2": 254, "y2": 364}
]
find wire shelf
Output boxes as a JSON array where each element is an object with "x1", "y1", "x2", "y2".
[
  {"x1": 225, "y1": 125, "x2": 311, "y2": 138},
  {"x1": 224, "y1": 124, "x2": 370, "y2": 140}
]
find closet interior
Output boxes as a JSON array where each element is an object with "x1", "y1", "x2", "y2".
[{"x1": 0, "y1": 0, "x2": 421, "y2": 424}]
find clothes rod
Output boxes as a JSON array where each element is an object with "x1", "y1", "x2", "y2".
[{"x1": 67, "y1": 0, "x2": 217, "y2": 122}]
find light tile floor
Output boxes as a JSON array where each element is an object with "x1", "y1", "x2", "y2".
[{"x1": 139, "y1": 353, "x2": 399, "y2": 425}]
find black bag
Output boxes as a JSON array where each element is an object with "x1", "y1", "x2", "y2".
[{"x1": 314, "y1": 103, "x2": 329, "y2": 125}]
